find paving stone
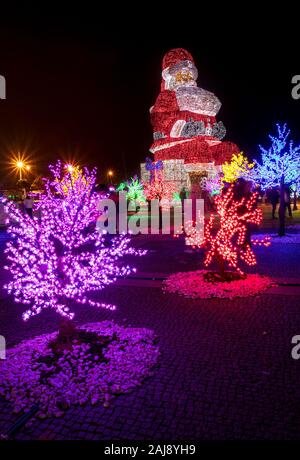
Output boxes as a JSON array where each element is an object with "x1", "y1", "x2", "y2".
[{"x1": 1, "y1": 232, "x2": 300, "y2": 439}]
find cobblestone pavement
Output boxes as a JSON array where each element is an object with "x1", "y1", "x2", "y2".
[
  {"x1": 1, "y1": 230, "x2": 300, "y2": 440},
  {"x1": 128, "y1": 233, "x2": 300, "y2": 279}
]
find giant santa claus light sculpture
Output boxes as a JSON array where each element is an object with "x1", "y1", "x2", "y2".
[{"x1": 141, "y1": 48, "x2": 239, "y2": 194}]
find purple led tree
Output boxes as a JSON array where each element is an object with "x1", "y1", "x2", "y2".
[
  {"x1": 245, "y1": 124, "x2": 300, "y2": 236},
  {"x1": 204, "y1": 174, "x2": 223, "y2": 197},
  {"x1": 4, "y1": 161, "x2": 145, "y2": 321}
]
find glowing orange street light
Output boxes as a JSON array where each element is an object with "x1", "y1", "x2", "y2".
[
  {"x1": 11, "y1": 152, "x2": 32, "y2": 181},
  {"x1": 66, "y1": 164, "x2": 75, "y2": 173},
  {"x1": 107, "y1": 170, "x2": 113, "y2": 184},
  {"x1": 16, "y1": 161, "x2": 25, "y2": 180}
]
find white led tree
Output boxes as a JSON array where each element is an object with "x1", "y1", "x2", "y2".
[{"x1": 245, "y1": 124, "x2": 300, "y2": 236}]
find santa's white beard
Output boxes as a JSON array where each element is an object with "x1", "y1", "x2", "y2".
[{"x1": 175, "y1": 86, "x2": 221, "y2": 117}]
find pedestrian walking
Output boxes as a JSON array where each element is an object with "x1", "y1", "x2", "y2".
[
  {"x1": 24, "y1": 195, "x2": 33, "y2": 218},
  {"x1": 267, "y1": 188, "x2": 279, "y2": 219},
  {"x1": 284, "y1": 186, "x2": 292, "y2": 217}
]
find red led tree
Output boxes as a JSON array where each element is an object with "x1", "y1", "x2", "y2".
[
  {"x1": 203, "y1": 184, "x2": 270, "y2": 282},
  {"x1": 164, "y1": 183, "x2": 272, "y2": 298}
]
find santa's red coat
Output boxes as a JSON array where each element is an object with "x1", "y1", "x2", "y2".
[{"x1": 150, "y1": 90, "x2": 238, "y2": 165}]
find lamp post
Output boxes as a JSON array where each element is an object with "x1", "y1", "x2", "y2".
[
  {"x1": 15, "y1": 161, "x2": 31, "y2": 181},
  {"x1": 16, "y1": 161, "x2": 25, "y2": 181},
  {"x1": 107, "y1": 170, "x2": 113, "y2": 185},
  {"x1": 66, "y1": 164, "x2": 74, "y2": 174}
]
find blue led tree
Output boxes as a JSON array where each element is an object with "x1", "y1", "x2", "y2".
[{"x1": 246, "y1": 124, "x2": 300, "y2": 236}]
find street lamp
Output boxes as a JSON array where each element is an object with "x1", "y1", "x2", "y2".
[
  {"x1": 15, "y1": 160, "x2": 31, "y2": 181},
  {"x1": 16, "y1": 161, "x2": 25, "y2": 180},
  {"x1": 66, "y1": 164, "x2": 75, "y2": 174},
  {"x1": 107, "y1": 170, "x2": 113, "y2": 184}
]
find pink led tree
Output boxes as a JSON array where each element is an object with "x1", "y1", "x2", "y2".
[
  {"x1": 143, "y1": 157, "x2": 177, "y2": 202},
  {"x1": 143, "y1": 171, "x2": 178, "y2": 203},
  {"x1": 4, "y1": 161, "x2": 145, "y2": 321}
]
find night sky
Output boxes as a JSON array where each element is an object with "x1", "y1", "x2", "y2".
[{"x1": 0, "y1": 8, "x2": 299, "y2": 185}]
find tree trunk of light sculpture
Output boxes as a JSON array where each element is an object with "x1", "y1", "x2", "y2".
[{"x1": 278, "y1": 175, "x2": 286, "y2": 237}]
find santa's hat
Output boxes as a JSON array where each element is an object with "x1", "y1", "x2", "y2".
[
  {"x1": 161, "y1": 48, "x2": 197, "y2": 90},
  {"x1": 162, "y1": 48, "x2": 194, "y2": 71}
]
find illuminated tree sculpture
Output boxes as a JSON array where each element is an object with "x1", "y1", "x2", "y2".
[
  {"x1": 245, "y1": 124, "x2": 300, "y2": 236},
  {"x1": 143, "y1": 174, "x2": 164, "y2": 201},
  {"x1": 143, "y1": 158, "x2": 177, "y2": 202},
  {"x1": 203, "y1": 185, "x2": 270, "y2": 281},
  {"x1": 116, "y1": 181, "x2": 127, "y2": 194},
  {"x1": 222, "y1": 152, "x2": 254, "y2": 184},
  {"x1": 117, "y1": 175, "x2": 146, "y2": 204},
  {"x1": 145, "y1": 157, "x2": 163, "y2": 184},
  {"x1": 165, "y1": 184, "x2": 272, "y2": 298},
  {"x1": 143, "y1": 175, "x2": 177, "y2": 203},
  {"x1": 60, "y1": 163, "x2": 88, "y2": 193},
  {"x1": 204, "y1": 173, "x2": 223, "y2": 196},
  {"x1": 4, "y1": 161, "x2": 145, "y2": 321}
]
